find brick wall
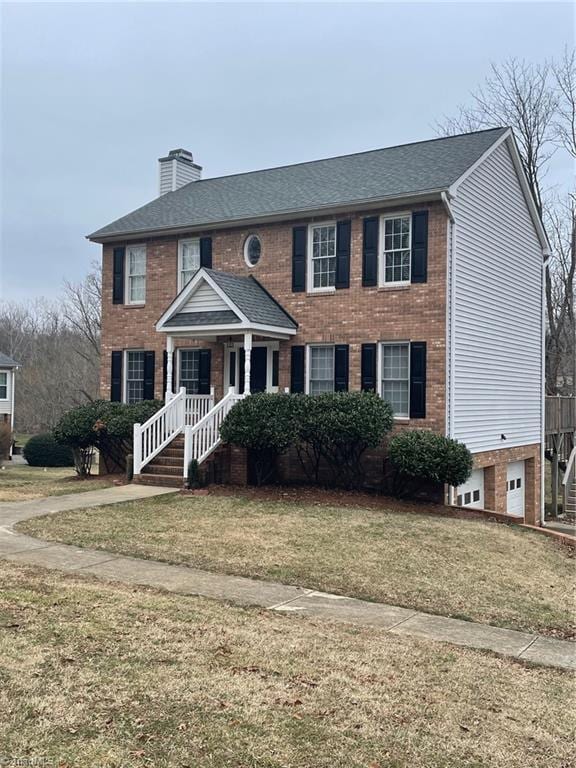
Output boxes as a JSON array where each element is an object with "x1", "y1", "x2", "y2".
[{"x1": 100, "y1": 200, "x2": 448, "y2": 433}]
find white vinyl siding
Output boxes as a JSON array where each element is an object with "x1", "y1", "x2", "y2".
[
  {"x1": 450, "y1": 140, "x2": 543, "y2": 453},
  {"x1": 308, "y1": 346, "x2": 335, "y2": 393},
  {"x1": 308, "y1": 224, "x2": 336, "y2": 291},
  {"x1": 126, "y1": 245, "x2": 146, "y2": 304},
  {"x1": 181, "y1": 282, "x2": 229, "y2": 314},
  {"x1": 178, "y1": 239, "x2": 200, "y2": 291}
]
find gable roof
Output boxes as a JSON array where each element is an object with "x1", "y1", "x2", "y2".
[
  {"x1": 157, "y1": 268, "x2": 297, "y2": 334},
  {"x1": 89, "y1": 128, "x2": 509, "y2": 241},
  {"x1": 0, "y1": 352, "x2": 18, "y2": 368}
]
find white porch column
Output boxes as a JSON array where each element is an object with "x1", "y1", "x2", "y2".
[
  {"x1": 243, "y1": 332, "x2": 252, "y2": 395},
  {"x1": 165, "y1": 335, "x2": 174, "y2": 401}
]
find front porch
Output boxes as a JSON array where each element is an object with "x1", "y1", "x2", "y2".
[{"x1": 133, "y1": 267, "x2": 297, "y2": 484}]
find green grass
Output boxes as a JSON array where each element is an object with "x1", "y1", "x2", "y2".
[
  {"x1": 0, "y1": 560, "x2": 573, "y2": 768},
  {"x1": 0, "y1": 465, "x2": 114, "y2": 502},
  {"x1": 19, "y1": 491, "x2": 575, "y2": 638}
]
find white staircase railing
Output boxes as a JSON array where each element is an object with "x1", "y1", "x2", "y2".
[
  {"x1": 183, "y1": 387, "x2": 243, "y2": 474},
  {"x1": 133, "y1": 387, "x2": 186, "y2": 475},
  {"x1": 185, "y1": 388, "x2": 214, "y2": 426},
  {"x1": 562, "y1": 445, "x2": 576, "y2": 514}
]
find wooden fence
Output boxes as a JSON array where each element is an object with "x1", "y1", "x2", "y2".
[{"x1": 545, "y1": 396, "x2": 576, "y2": 436}]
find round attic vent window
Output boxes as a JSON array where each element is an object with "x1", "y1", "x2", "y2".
[{"x1": 244, "y1": 235, "x2": 261, "y2": 267}]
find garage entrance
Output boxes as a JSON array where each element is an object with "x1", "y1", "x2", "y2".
[{"x1": 506, "y1": 461, "x2": 525, "y2": 517}]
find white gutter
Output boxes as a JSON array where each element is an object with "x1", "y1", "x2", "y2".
[{"x1": 540, "y1": 255, "x2": 548, "y2": 526}]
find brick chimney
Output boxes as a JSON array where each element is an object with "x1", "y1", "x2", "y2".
[{"x1": 158, "y1": 149, "x2": 202, "y2": 195}]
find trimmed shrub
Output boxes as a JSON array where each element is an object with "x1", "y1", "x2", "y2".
[
  {"x1": 0, "y1": 423, "x2": 11, "y2": 461},
  {"x1": 294, "y1": 392, "x2": 394, "y2": 489},
  {"x1": 220, "y1": 393, "x2": 298, "y2": 485},
  {"x1": 387, "y1": 430, "x2": 473, "y2": 496},
  {"x1": 23, "y1": 433, "x2": 74, "y2": 467},
  {"x1": 187, "y1": 459, "x2": 202, "y2": 490},
  {"x1": 53, "y1": 400, "x2": 162, "y2": 476}
]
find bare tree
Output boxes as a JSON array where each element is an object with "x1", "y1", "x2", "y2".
[
  {"x1": 438, "y1": 55, "x2": 575, "y2": 394},
  {"x1": 62, "y1": 261, "x2": 101, "y2": 399}
]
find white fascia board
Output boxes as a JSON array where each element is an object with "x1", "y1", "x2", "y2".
[
  {"x1": 155, "y1": 268, "x2": 249, "y2": 330},
  {"x1": 449, "y1": 129, "x2": 550, "y2": 254},
  {"x1": 157, "y1": 321, "x2": 294, "y2": 339}
]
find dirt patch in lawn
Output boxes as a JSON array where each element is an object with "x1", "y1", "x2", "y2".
[
  {"x1": 0, "y1": 560, "x2": 574, "y2": 768},
  {"x1": 19, "y1": 490, "x2": 575, "y2": 639}
]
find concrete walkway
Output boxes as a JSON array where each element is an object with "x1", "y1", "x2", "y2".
[{"x1": 0, "y1": 485, "x2": 574, "y2": 672}]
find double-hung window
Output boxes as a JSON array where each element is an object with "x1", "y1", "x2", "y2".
[
  {"x1": 179, "y1": 350, "x2": 201, "y2": 394},
  {"x1": 309, "y1": 224, "x2": 336, "y2": 291},
  {"x1": 125, "y1": 351, "x2": 145, "y2": 403},
  {"x1": 126, "y1": 245, "x2": 146, "y2": 304},
  {"x1": 0, "y1": 372, "x2": 7, "y2": 400},
  {"x1": 308, "y1": 346, "x2": 334, "y2": 393},
  {"x1": 380, "y1": 343, "x2": 410, "y2": 418},
  {"x1": 382, "y1": 215, "x2": 411, "y2": 285},
  {"x1": 178, "y1": 239, "x2": 200, "y2": 291}
]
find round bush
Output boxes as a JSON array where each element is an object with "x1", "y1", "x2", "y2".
[
  {"x1": 23, "y1": 433, "x2": 74, "y2": 467},
  {"x1": 388, "y1": 429, "x2": 473, "y2": 487}
]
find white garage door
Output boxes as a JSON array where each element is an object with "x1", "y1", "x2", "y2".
[
  {"x1": 506, "y1": 461, "x2": 525, "y2": 517},
  {"x1": 456, "y1": 468, "x2": 485, "y2": 509}
]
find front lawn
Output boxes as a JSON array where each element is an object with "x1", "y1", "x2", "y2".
[
  {"x1": 0, "y1": 465, "x2": 114, "y2": 502},
  {"x1": 19, "y1": 491, "x2": 575, "y2": 638},
  {"x1": 0, "y1": 561, "x2": 573, "y2": 768}
]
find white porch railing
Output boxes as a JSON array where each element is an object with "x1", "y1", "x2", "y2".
[
  {"x1": 185, "y1": 388, "x2": 214, "y2": 426},
  {"x1": 562, "y1": 445, "x2": 576, "y2": 515},
  {"x1": 183, "y1": 387, "x2": 244, "y2": 474},
  {"x1": 133, "y1": 387, "x2": 186, "y2": 475}
]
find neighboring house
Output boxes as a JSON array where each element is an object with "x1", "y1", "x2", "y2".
[
  {"x1": 0, "y1": 352, "x2": 19, "y2": 454},
  {"x1": 89, "y1": 129, "x2": 548, "y2": 524}
]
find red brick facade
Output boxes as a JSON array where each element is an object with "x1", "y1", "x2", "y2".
[{"x1": 99, "y1": 199, "x2": 542, "y2": 523}]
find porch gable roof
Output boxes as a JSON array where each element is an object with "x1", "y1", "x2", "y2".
[{"x1": 156, "y1": 268, "x2": 297, "y2": 336}]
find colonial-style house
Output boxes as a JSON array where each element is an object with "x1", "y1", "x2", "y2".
[
  {"x1": 0, "y1": 352, "x2": 19, "y2": 456},
  {"x1": 89, "y1": 128, "x2": 548, "y2": 524}
]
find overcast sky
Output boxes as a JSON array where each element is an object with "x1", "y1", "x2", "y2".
[{"x1": 1, "y1": 1, "x2": 573, "y2": 300}]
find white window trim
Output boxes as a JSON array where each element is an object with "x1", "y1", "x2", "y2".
[
  {"x1": 0, "y1": 371, "x2": 9, "y2": 401},
  {"x1": 243, "y1": 234, "x2": 262, "y2": 268},
  {"x1": 379, "y1": 212, "x2": 412, "y2": 288},
  {"x1": 307, "y1": 222, "x2": 337, "y2": 294},
  {"x1": 177, "y1": 348, "x2": 201, "y2": 393},
  {"x1": 125, "y1": 244, "x2": 147, "y2": 305},
  {"x1": 378, "y1": 340, "x2": 411, "y2": 420},
  {"x1": 123, "y1": 349, "x2": 145, "y2": 404},
  {"x1": 178, "y1": 238, "x2": 201, "y2": 292},
  {"x1": 305, "y1": 343, "x2": 335, "y2": 394}
]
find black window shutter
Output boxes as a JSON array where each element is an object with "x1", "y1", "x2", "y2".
[
  {"x1": 361, "y1": 343, "x2": 377, "y2": 392},
  {"x1": 200, "y1": 237, "x2": 212, "y2": 268},
  {"x1": 409, "y1": 342, "x2": 427, "y2": 419},
  {"x1": 229, "y1": 351, "x2": 236, "y2": 388},
  {"x1": 198, "y1": 349, "x2": 211, "y2": 394},
  {"x1": 334, "y1": 345, "x2": 349, "y2": 391},
  {"x1": 110, "y1": 351, "x2": 123, "y2": 402},
  {"x1": 272, "y1": 350, "x2": 279, "y2": 387},
  {"x1": 238, "y1": 348, "x2": 245, "y2": 394},
  {"x1": 143, "y1": 351, "x2": 155, "y2": 400},
  {"x1": 411, "y1": 211, "x2": 428, "y2": 284},
  {"x1": 292, "y1": 226, "x2": 307, "y2": 292},
  {"x1": 162, "y1": 350, "x2": 168, "y2": 396},
  {"x1": 112, "y1": 247, "x2": 125, "y2": 304},
  {"x1": 335, "y1": 220, "x2": 351, "y2": 289},
  {"x1": 362, "y1": 218, "x2": 379, "y2": 287},
  {"x1": 290, "y1": 345, "x2": 305, "y2": 393}
]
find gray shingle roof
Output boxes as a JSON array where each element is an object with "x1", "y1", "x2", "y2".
[
  {"x1": 165, "y1": 310, "x2": 240, "y2": 328},
  {"x1": 89, "y1": 128, "x2": 508, "y2": 240},
  {"x1": 0, "y1": 352, "x2": 18, "y2": 368},
  {"x1": 205, "y1": 270, "x2": 297, "y2": 329}
]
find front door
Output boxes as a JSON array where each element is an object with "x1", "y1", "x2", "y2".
[
  {"x1": 506, "y1": 461, "x2": 525, "y2": 517},
  {"x1": 238, "y1": 347, "x2": 268, "y2": 393}
]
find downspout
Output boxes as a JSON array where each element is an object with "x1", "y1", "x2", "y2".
[
  {"x1": 541, "y1": 251, "x2": 550, "y2": 526},
  {"x1": 443, "y1": 191, "x2": 456, "y2": 504}
]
